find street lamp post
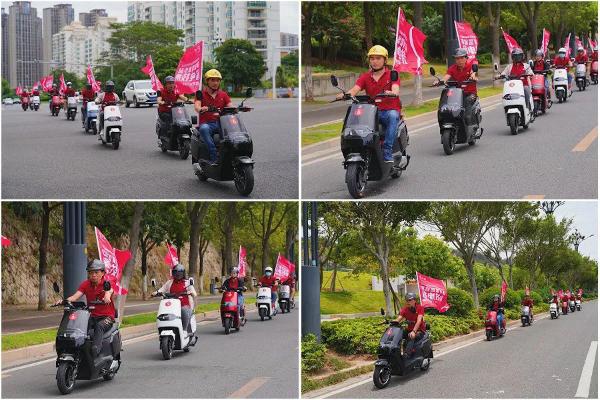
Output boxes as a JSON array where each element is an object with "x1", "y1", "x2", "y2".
[
  {"x1": 63, "y1": 202, "x2": 87, "y2": 300},
  {"x1": 570, "y1": 229, "x2": 594, "y2": 252},
  {"x1": 445, "y1": 2, "x2": 463, "y2": 68},
  {"x1": 538, "y1": 201, "x2": 565, "y2": 215},
  {"x1": 301, "y1": 201, "x2": 321, "y2": 340}
]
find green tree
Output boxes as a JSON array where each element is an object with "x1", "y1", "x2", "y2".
[
  {"x1": 215, "y1": 39, "x2": 266, "y2": 92},
  {"x1": 400, "y1": 233, "x2": 463, "y2": 281},
  {"x1": 106, "y1": 21, "x2": 184, "y2": 63},
  {"x1": 2, "y1": 78, "x2": 15, "y2": 99}
]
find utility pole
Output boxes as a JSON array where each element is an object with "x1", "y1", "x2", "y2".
[
  {"x1": 62, "y1": 202, "x2": 87, "y2": 299},
  {"x1": 301, "y1": 202, "x2": 321, "y2": 340},
  {"x1": 445, "y1": 2, "x2": 463, "y2": 68}
]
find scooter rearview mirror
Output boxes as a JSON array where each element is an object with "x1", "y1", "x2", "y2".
[
  {"x1": 380, "y1": 307, "x2": 385, "y2": 316},
  {"x1": 471, "y1": 63, "x2": 479, "y2": 73},
  {"x1": 390, "y1": 70, "x2": 399, "y2": 82},
  {"x1": 189, "y1": 277, "x2": 195, "y2": 287},
  {"x1": 245, "y1": 87, "x2": 253, "y2": 98},
  {"x1": 330, "y1": 75, "x2": 339, "y2": 87},
  {"x1": 53, "y1": 282, "x2": 60, "y2": 294},
  {"x1": 494, "y1": 63, "x2": 498, "y2": 71},
  {"x1": 103, "y1": 281, "x2": 111, "y2": 291},
  {"x1": 151, "y1": 279, "x2": 156, "y2": 288},
  {"x1": 429, "y1": 66, "x2": 436, "y2": 76}
]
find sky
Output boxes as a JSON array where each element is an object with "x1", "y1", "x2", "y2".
[{"x1": 28, "y1": 1, "x2": 299, "y2": 34}]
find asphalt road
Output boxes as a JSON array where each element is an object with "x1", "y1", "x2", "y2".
[
  {"x1": 1, "y1": 295, "x2": 221, "y2": 334},
  {"x1": 1, "y1": 98, "x2": 298, "y2": 199},
  {"x1": 1, "y1": 305, "x2": 299, "y2": 398},
  {"x1": 302, "y1": 85, "x2": 598, "y2": 199},
  {"x1": 321, "y1": 300, "x2": 598, "y2": 399}
]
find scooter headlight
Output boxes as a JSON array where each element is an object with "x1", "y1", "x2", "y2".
[
  {"x1": 502, "y1": 94, "x2": 521, "y2": 100},
  {"x1": 107, "y1": 116, "x2": 122, "y2": 122},
  {"x1": 157, "y1": 313, "x2": 177, "y2": 321}
]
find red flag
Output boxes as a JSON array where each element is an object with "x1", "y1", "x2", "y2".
[
  {"x1": 163, "y1": 242, "x2": 179, "y2": 268},
  {"x1": 540, "y1": 28, "x2": 551, "y2": 57},
  {"x1": 575, "y1": 36, "x2": 586, "y2": 55},
  {"x1": 500, "y1": 280, "x2": 507, "y2": 303},
  {"x1": 140, "y1": 55, "x2": 163, "y2": 92},
  {"x1": 416, "y1": 272, "x2": 450, "y2": 312},
  {"x1": 33, "y1": 81, "x2": 39, "y2": 91},
  {"x1": 41, "y1": 75, "x2": 53, "y2": 92},
  {"x1": 455, "y1": 21, "x2": 479, "y2": 61},
  {"x1": 525, "y1": 286, "x2": 530, "y2": 296},
  {"x1": 566, "y1": 289, "x2": 571, "y2": 297},
  {"x1": 59, "y1": 73, "x2": 67, "y2": 95},
  {"x1": 15, "y1": 86, "x2": 22, "y2": 96},
  {"x1": 564, "y1": 33, "x2": 572, "y2": 57},
  {"x1": 86, "y1": 65, "x2": 101, "y2": 92},
  {"x1": 578, "y1": 288, "x2": 583, "y2": 296},
  {"x1": 1, "y1": 235, "x2": 11, "y2": 247},
  {"x1": 589, "y1": 38, "x2": 597, "y2": 50},
  {"x1": 392, "y1": 8, "x2": 428, "y2": 75},
  {"x1": 95, "y1": 227, "x2": 130, "y2": 295},
  {"x1": 273, "y1": 253, "x2": 295, "y2": 282},
  {"x1": 174, "y1": 41, "x2": 204, "y2": 94},
  {"x1": 238, "y1": 246, "x2": 248, "y2": 278},
  {"x1": 501, "y1": 29, "x2": 521, "y2": 55}
]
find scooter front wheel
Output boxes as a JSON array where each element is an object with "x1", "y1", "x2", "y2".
[
  {"x1": 441, "y1": 129, "x2": 456, "y2": 155},
  {"x1": 346, "y1": 163, "x2": 367, "y2": 199},
  {"x1": 224, "y1": 318, "x2": 232, "y2": 335},
  {"x1": 160, "y1": 336, "x2": 174, "y2": 360},
  {"x1": 234, "y1": 164, "x2": 254, "y2": 196},
  {"x1": 486, "y1": 330, "x2": 492, "y2": 341},
  {"x1": 373, "y1": 365, "x2": 391, "y2": 389},
  {"x1": 179, "y1": 139, "x2": 190, "y2": 160},
  {"x1": 56, "y1": 362, "x2": 77, "y2": 394},
  {"x1": 508, "y1": 114, "x2": 519, "y2": 135},
  {"x1": 420, "y1": 356, "x2": 431, "y2": 371}
]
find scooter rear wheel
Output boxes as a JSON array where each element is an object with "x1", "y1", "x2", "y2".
[
  {"x1": 420, "y1": 356, "x2": 431, "y2": 371},
  {"x1": 56, "y1": 362, "x2": 76, "y2": 394},
  {"x1": 441, "y1": 129, "x2": 456, "y2": 155},
  {"x1": 179, "y1": 139, "x2": 190, "y2": 160},
  {"x1": 346, "y1": 163, "x2": 367, "y2": 199},
  {"x1": 373, "y1": 365, "x2": 391, "y2": 389}
]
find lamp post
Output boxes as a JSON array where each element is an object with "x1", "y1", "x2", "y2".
[
  {"x1": 444, "y1": 2, "x2": 463, "y2": 68},
  {"x1": 570, "y1": 229, "x2": 594, "y2": 252},
  {"x1": 301, "y1": 201, "x2": 321, "y2": 340},
  {"x1": 538, "y1": 201, "x2": 565, "y2": 215},
  {"x1": 62, "y1": 202, "x2": 87, "y2": 299}
]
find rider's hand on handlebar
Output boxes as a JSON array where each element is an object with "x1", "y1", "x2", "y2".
[
  {"x1": 335, "y1": 92, "x2": 345, "y2": 100},
  {"x1": 200, "y1": 106, "x2": 209, "y2": 113},
  {"x1": 53, "y1": 299, "x2": 63, "y2": 306}
]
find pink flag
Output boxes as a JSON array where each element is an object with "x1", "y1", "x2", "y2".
[
  {"x1": 564, "y1": 33, "x2": 571, "y2": 57},
  {"x1": 501, "y1": 29, "x2": 521, "y2": 55},
  {"x1": 15, "y1": 86, "x2": 22, "y2": 96},
  {"x1": 540, "y1": 28, "x2": 551, "y2": 57},
  {"x1": 500, "y1": 280, "x2": 507, "y2": 303},
  {"x1": 59, "y1": 73, "x2": 67, "y2": 95},
  {"x1": 392, "y1": 8, "x2": 428, "y2": 75},
  {"x1": 174, "y1": 41, "x2": 204, "y2": 94},
  {"x1": 163, "y1": 242, "x2": 179, "y2": 268},
  {"x1": 566, "y1": 289, "x2": 571, "y2": 297},
  {"x1": 578, "y1": 288, "x2": 583, "y2": 296},
  {"x1": 273, "y1": 253, "x2": 295, "y2": 282},
  {"x1": 140, "y1": 55, "x2": 163, "y2": 92},
  {"x1": 455, "y1": 21, "x2": 479, "y2": 61},
  {"x1": 1, "y1": 235, "x2": 11, "y2": 247},
  {"x1": 238, "y1": 246, "x2": 248, "y2": 278},
  {"x1": 558, "y1": 289, "x2": 563, "y2": 298},
  {"x1": 416, "y1": 272, "x2": 450, "y2": 312},
  {"x1": 575, "y1": 36, "x2": 586, "y2": 55},
  {"x1": 589, "y1": 38, "x2": 597, "y2": 50},
  {"x1": 86, "y1": 65, "x2": 101, "y2": 92},
  {"x1": 41, "y1": 75, "x2": 54, "y2": 92},
  {"x1": 95, "y1": 227, "x2": 131, "y2": 295}
]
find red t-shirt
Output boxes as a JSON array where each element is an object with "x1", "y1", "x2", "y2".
[
  {"x1": 158, "y1": 89, "x2": 180, "y2": 113},
  {"x1": 196, "y1": 89, "x2": 231, "y2": 124},
  {"x1": 64, "y1": 88, "x2": 76, "y2": 97},
  {"x1": 592, "y1": 52, "x2": 598, "y2": 62},
  {"x1": 446, "y1": 60, "x2": 477, "y2": 95},
  {"x1": 510, "y1": 63, "x2": 530, "y2": 86},
  {"x1": 400, "y1": 305, "x2": 426, "y2": 333},
  {"x1": 575, "y1": 54, "x2": 588, "y2": 64},
  {"x1": 32, "y1": 90, "x2": 40, "y2": 96},
  {"x1": 521, "y1": 299, "x2": 533, "y2": 308},
  {"x1": 102, "y1": 92, "x2": 118, "y2": 105},
  {"x1": 170, "y1": 279, "x2": 190, "y2": 307},
  {"x1": 553, "y1": 56, "x2": 571, "y2": 71},
  {"x1": 77, "y1": 279, "x2": 115, "y2": 318},
  {"x1": 561, "y1": 294, "x2": 569, "y2": 302},
  {"x1": 81, "y1": 89, "x2": 96, "y2": 102},
  {"x1": 20, "y1": 91, "x2": 29, "y2": 99},
  {"x1": 532, "y1": 60, "x2": 546, "y2": 73},
  {"x1": 259, "y1": 275, "x2": 278, "y2": 292},
  {"x1": 355, "y1": 68, "x2": 401, "y2": 111}
]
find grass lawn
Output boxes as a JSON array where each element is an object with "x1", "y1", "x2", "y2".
[
  {"x1": 320, "y1": 271, "x2": 385, "y2": 314},
  {"x1": 1, "y1": 302, "x2": 220, "y2": 351},
  {"x1": 302, "y1": 85, "x2": 503, "y2": 147}
]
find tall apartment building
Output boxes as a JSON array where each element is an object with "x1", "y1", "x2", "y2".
[
  {"x1": 42, "y1": 3, "x2": 74, "y2": 75},
  {"x1": 127, "y1": 1, "x2": 280, "y2": 77},
  {"x1": 2, "y1": 1, "x2": 43, "y2": 87},
  {"x1": 52, "y1": 17, "x2": 116, "y2": 77},
  {"x1": 280, "y1": 32, "x2": 298, "y2": 48},
  {"x1": 79, "y1": 9, "x2": 108, "y2": 27}
]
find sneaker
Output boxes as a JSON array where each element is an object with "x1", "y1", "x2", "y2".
[{"x1": 384, "y1": 157, "x2": 393, "y2": 163}]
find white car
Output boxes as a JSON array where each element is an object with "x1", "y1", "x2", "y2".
[
  {"x1": 122, "y1": 80, "x2": 157, "y2": 108},
  {"x1": 3, "y1": 98, "x2": 14, "y2": 105},
  {"x1": 13, "y1": 97, "x2": 21, "y2": 104}
]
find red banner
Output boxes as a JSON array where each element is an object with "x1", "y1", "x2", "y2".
[
  {"x1": 566, "y1": 289, "x2": 571, "y2": 297},
  {"x1": 558, "y1": 289, "x2": 563, "y2": 299},
  {"x1": 1, "y1": 235, "x2": 11, "y2": 247},
  {"x1": 392, "y1": 8, "x2": 428, "y2": 75},
  {"x1": 59, "y1": 73, "x2": 67, "y2": 95},
  {"x1": 41, "y1": 75, "x2": 54, "y2": 92},
  {"x1": 416, "y1": 272, "x2": 450, "y2": 312},
  {"x1": 589, "y1": 38, "x2": 597, "y2": 50},
  {"x1": 163, "y1": 242, "x2": 179, "y2": 268},
  {"x1": 455, "y1": 21, "x2": 479, "y2": 61},
  {"x1": 540, "y1": 28, "x2": 551, "y2": 57},
  {"x1": 140, "y1": 55, "x2": 163, "y2": 92},
  {"x1": 86, "y1": 65, "x2": 101, "y2": 92},
  {"x1": 95, "y1": 227, "x2": 131, "y2": 295},
  {"x1": 174, "y1": 41, "x2": 204, "y2": 94},
  {"x1": 502, "y1": 29, "x2": 521, "y2": 55},
  {"x1": 238, "y1": 246, "x2": 248, "y2": 278},
  {"x1": 564, "y1": 33, "x2": 572, "y2": 57},
  {"x1": 578, "y1": 288, "x2": 583, "y2": 296},
  {"x1": 273, "y1": 253, "x2": 295, "y2": 282},
  {"x1": 15, "y1": 86, "x2": 22, "y2": 96},
  {"x1": 575, "y1": 36, "x2": 586, "y2": 55},
  {"x1": 500, "y1": 280, "x2": 507, "y2": 303}
]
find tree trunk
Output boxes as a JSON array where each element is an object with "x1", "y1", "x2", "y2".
[
  {"x1": 363, "y1": 3, "x2": 374, "y2": 51},
  {"x1": 261, "y1": 238, "x2": 270, "y2": 271},
  {"x1": 141, "y1": 245, "x2": 148, "y2": 300},
  {"x1": 412, "y1": 75, "x2": 423, "y2": 106},
  {"x1": 188, "y1": 203, "x2": 202, "y2": 284},
  {"x1": 116, "y1": 202, "x2": 144, "y2": 324},
  {"x1": 37, "y1": 202, "x2": 51, "y2": 311},
  {"x1": 465, "y1": 256, "x2": 479, "y2": 307},
  {"x1": 380, "y1": 260, "x2": 393, "y2": 317},
  {"x1": 488, "y1": 3, "x2": 501, "y2": 87},
  {"x1": 508, "y1": 263, "x2": 514, "y2": 289},
  {"x1": 302, "y1": 3, "x2": 314, "y2": 101}
]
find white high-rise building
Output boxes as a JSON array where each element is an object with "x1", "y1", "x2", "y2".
[
  {"x1": 127, "y1": 1, "x2": 280, "y2": 78},
  {"x1": 52, "y1": 17, "x2": 116, "y2": 77}
]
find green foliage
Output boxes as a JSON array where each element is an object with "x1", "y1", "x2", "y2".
[
  {"x1": 107, "y1": 21, "x2": 184, "y2": 63},
  {"x1": 400, "y1": 233, "x2": 464, "y2": 281},
  {"x1": 445, "y1": 287, "x2": 474, "y2": 317},
  {"x1": 2, "y1": 78, "x2": 15, "y2": 99},
  {"x1": 215, "y1": 39, "x2": 267, "y2": 92},
  {"x1": 301, "y1": 334, "x2": 327, "y2": 373}
]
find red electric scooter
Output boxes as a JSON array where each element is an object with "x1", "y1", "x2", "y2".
[
  {"x1": 219, "y1": 287, "x2": 246, "y2": 334},
  {"x1": 531, "y1": 70, "x2": 552, "y2": 116},
  {"x1": 485, "y1": 309, "x2": 506, "y2": 341}
]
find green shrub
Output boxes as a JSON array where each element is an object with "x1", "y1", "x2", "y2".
[
  {"x1": 514, "y1": 289, "x2": 543, "y2": 306},
  {"x1": 479, "y1": 286, "x2": 520, "y2": 309},
  {"x1": 446, "y1": 287, "x2": 474, "y2": 317},
  {"x1": 301, "y1": 334, "x2": 327, "y2": 373}
]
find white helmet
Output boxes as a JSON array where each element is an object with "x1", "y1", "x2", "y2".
[
  {"x1": 558, "y1": 48, "x2": 567, "y2": 58},
  {"x1": 265, "y1": 267, "x2": 273, "y2": 274}
]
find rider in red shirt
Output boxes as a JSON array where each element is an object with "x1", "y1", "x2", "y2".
[
  {"x1": 553, "y1": 47, "x2": 573, "y2": 91},
  {"x1": 153, "y1": 264, "x2": 197, "y2": 335},
  {"x1": 221, "y1": 267, "x2": 247, "y2": 318},
  {"x1": 521, "y1": 294, "x2": 534, "y2": 321},
  {"x1": 574, "y1": 47, "x2": 590, "y2": 76},
  {"x1": 95, "y1": 81, "x2": 120, "y2": 134},
  {"x1": 280, "y1": 273, "x2": 296, "y2": 306},
  {"x1": 259, "y1": 267, "x2": 279, "y2": 309},
  {"x1": 20, "y1": 87, "x2": 30, "y2": 104},
  {"x1": 439, "y1": 48, "x2": 480, "y2": 127},
  {"x1": 80, "y1": 83, "x2": 96, "y2": 125},
  {"x1": 500, "y1": 48, "x2": 534, "y2": 112},
  {"x1": 54, "y1": 260, "x2": 115, "y2": 357},
  {"x1": 395, "y1": 292, "x2": 426, "y2": 358},
  {"x1": 157, "y1": 75, "x2": 188, "y2": 139}
]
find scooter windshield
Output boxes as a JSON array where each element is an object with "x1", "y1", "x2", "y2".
[
  {"x1": 345, "y1": 104, "x2": 377, "y2": 131},
  {"x1": 220, "y1": 115, "x2": 247, "y2": 136},
  {"x1": 440, "y1": 87, "x2": 464, "y2": 108},
  {"x1": 171, "y1": 106, "x2": 190, "y2": 125},
  {"x1": 57, "y1": 309, "x2": 90, "y2": 345}
]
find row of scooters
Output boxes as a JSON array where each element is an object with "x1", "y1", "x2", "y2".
[
  {"x1": 330, "y1": 59, "x2": 598, "y2": 199},
  {"x1": 549, "y1": 296, "x2": 583, "y2": 319},
  {"x1": 38, "y1": 88, "x2": 257, "y2": 195},
  {"x1": 50, "y1": 278, "x2": 293, "y2": 394},
  {"x1": 17, "y1": 95, "x2": 40, "y2": 111}
]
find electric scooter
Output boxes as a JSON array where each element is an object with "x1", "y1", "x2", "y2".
[
  {"x1": 494, "y1": 63, "x2": 535, "y2": 135},
  {"x1": 549, "y1": 302, "x2": 559, "y2": 319},
  {"x1": 66, "y1": 96, "x2": 78, "y2": 120},
  {"x1": 520, "y1": 305, "x2": 532, "y2": 326},
  {"x1": 575, "y1": 63, "x2": 588, "y2": 91},
  {"x1": 156, "y1": 102, "x2": 195, "y2": 160},
  {"x1": 96, "y1": 101, "x2": 123, "y2": 150},
  {"x1": 256, "y1": 284, "x2": 277, "y2": 321},
  {"x1": 278, "y1": 284, "x2": 291, "y2": 314},
  {"x1": 552, "y1": 67, "x2": 570, "y2": 103},
  {"x1": 485, "y1": 308, "x2": 506, "y2": 340},
  {"x1": 219, "y1": 286, "x2": 246, "y2": 334}
]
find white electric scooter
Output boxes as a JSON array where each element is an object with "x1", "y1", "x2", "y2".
[
  {"x1": 575, "y1": 63, "x2": 588, "y2": 91},
  {"x1": 549, "y1": 302, "x2": 559, "y2": 319},
  {"x1": 151, "y1": 279, "x2": 198, "y2": 360},
  {"x1": 553, "y1": 67, "x2": 570, "y2": 103},
  {"x1": 278, "y1": 285, "x2": 291, "y2": 314},
  {"x1": 575, "y1": 298, "x2": 582, "y2": 311},
  {"x1": 494, "y1": 64, "x2": 535, "y2": 135},
  {"x1": 32, "y1": 95, "x2": 40, "y2": 111},
  {"x1": 96, "y1": 101, "x2": 123, "y2": 150},
  {"x1": 256, "y1": 285, "x2": 277, "y2": 321}
]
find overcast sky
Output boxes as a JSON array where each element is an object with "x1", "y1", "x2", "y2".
[{"x1": 28, "y1": 1, "x2": 299, "y2": 34}]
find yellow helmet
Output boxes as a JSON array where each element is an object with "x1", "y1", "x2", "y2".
[
  {"x1": 204, "y1": 69, "x2": 222, "y2": 80},
  {"x1": 367, "y1": 45, "x2": 388, "y2": 59}
]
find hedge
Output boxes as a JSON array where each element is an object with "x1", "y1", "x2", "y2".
[
  {"x1": 301, "y1": 334, "x2": 327, "y2": 373},
  {"x1": 479, "y1": 286, "x2": 521, "y2": 309}
]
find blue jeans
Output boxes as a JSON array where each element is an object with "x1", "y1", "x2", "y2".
[
  {"x1": 271, "y1": 292, "x2": 277, "y2": 308},
  {"x1": 197, "y1": 122, "x2": 220, "y2": 162},
  {"x1": 378, "y1": 110, "x2": 400, "y2": 160},
  {"x1": 238, "y1": 293, "x2": 245, "y2": 316},
  {"x1": 496, "y1": 312, "x2": 504, "y2": 333}
]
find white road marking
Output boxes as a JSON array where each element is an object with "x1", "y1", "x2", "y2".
[{"x1": 575, "y1": 341, "x2": 598, "y2": 398}]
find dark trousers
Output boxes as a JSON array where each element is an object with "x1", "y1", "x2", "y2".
[
  {"x1": 90, "y1": 316, "x2": 114, "y2": 356},
  {"x1": 158, "y1": 112, "x2": 172, "y2": 138},
  {"x1": 402, "y1": 329, "x2": 424, "y2": 357},
  {"x1": 464, "y1": 94, "x2": 480, "y2": 126}
]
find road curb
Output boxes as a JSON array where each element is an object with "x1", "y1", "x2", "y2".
[{"x1": 1, "y1": 306, "x2": 255, "y2": 369}]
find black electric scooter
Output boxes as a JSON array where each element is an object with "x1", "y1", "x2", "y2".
[
  {"x1": 51, "y1": 282, "x2": 122, "y2": 395},
  {"x1": 156, "y1": 102, "x2": 196, "y2": 159},
  {"x1": 330, "y1": 72, "x2": 410, "y2": 199},
  {"x1": 373, "y1": 308, "x2": 433, "y2": 389},
  {"x1": 191, "y1": 88, "x2": 255, "y2": 196},
  {"x1": 430, "y1": 65, "x2": 483, "y2": 155}
]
